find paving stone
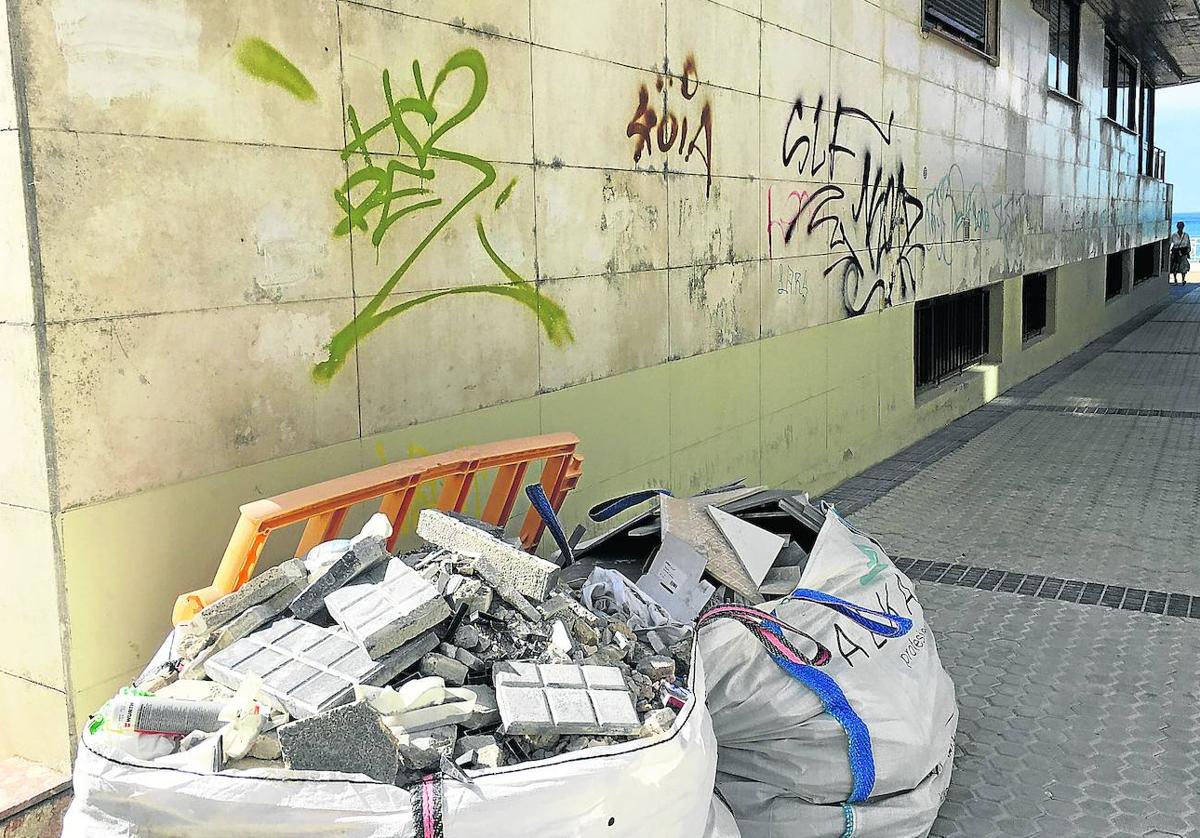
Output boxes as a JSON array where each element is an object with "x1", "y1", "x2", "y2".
[
  {"x1": 278, "y1": 700, "x2": 398, "y2": 782},
  {"x1": 419, "y1": 653, "x2": 468, "y2": 686},
  {"x1": 324, "y1": 560, "x2": 450, "y2": 659},
  {"x1": 289, "y1": 537, "x2": 391, "y2": 620},
  {"x1": 416, "y1": 510, "x2": 559, "y2": 602},
  {"x1": 493, "y1": 661, "x2": 640, "y2": 736},
  {"x1": 454, "y1": 733, "x2": 503, "y2": 769},
  {"x1": 184, "y1": 559, "x2": 308, "y2": 637},
  {"x1": 205, "y1": 618, "x2": 436, "y2": 718}
]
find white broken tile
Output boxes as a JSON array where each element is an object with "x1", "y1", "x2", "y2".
[{"x1": 706, "y1": 506, "x2": 785, "y2": 588}]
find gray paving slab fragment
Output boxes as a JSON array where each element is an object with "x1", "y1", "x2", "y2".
[
  {"x1": 416, "y1": 510, "x2": 559, "y2": 602},
  {"x1": 324, "y1": 560, "x2": 450, "y2": 659},
  {"x1": 289, "y1": 537, "x2": 391, "y2": 620},
  {"x1": 493, "y1": 661, "x2": 640, "y2": 735},
  {"x1": 205, "y1": 618, "x2": 436, "y2": 718},
  {"x1": 188, "y1": 559, "x2": 308, "y2": 635},
  {"x1": 419, "y1": 653, "x2": 467, "y2": 686},
  {"x1": 278, "y1": 700, "x2": 399, "y2": 782}
]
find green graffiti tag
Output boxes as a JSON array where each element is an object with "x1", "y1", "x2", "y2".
[
  {"x1": 235, "y1": 38, "x2": 317, "y2": 102},
  {"x1": 313, "y1": 48, "x2": 573, "y2": 382},
  {"x1": 856, "y1": 543, "x2": 886, "y2": 586}
]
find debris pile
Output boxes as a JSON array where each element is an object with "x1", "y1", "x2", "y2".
[{"x1": 91, "y1": 509, "x2": 698, "y2": 783}]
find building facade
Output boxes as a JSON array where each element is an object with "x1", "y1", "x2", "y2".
[{"x1": 0, "y1": 0, "x2": 1180, "y2": 769}]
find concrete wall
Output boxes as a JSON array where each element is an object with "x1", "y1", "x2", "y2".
[{"x1": 1, "y1": 0, "x2": 1169, "y2": 768}]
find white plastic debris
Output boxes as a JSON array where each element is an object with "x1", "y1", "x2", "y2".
[{"x1": 582, "y1": 567, "x2": 675, "y2": 630}]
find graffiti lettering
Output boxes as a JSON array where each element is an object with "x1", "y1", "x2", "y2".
[
  {"x1": 925, "y1": 164, "x2": 991, "y2": 264},
  {"x1": 776, "y1": 96, "x2": 925, "y2": 315},
  {"x1": 313, "y1": 48, "x2": 573, "y2": 381},
  {"x1": 626, "y1": 55, "x2": 714, "y2": 195},
  {"x1": 776, "y1": 263, "x2": 809, "y2": 299},
  {"x1": 765, "y1": 185, "x2": 813, "y2": 259}
]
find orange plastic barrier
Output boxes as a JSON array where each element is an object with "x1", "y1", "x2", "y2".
[{"x1": 172, "y1": 433, "x2": 584, "y2": 625}]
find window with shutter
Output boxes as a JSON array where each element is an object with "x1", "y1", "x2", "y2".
[{"x1": 924, "y1": 0, "x2": 998, "y2": 57}]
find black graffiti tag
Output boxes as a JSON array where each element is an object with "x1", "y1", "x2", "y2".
[{"x1": 781, "y1": 97, "x2": 926, "y2": 316}]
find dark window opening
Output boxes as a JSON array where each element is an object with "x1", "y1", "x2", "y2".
[
  {"x1": 1023, "y1": 273, "x2": 1049, "y2": 342},
  {"x1": 1106, "y1": 251, "x2": 1126, "y2": 300},
  {"x1": 915, "y1": 289, "x2": 990, "y2": 391},
  {"x1": 1140, "y1": 82, "x2": 1157, "y2": 177},
  {"x1": 924, "y1": 0, "x2": 999, "y2": 57},
  {"x1": 1134, "y1": 242, "x2": 1159, "y2": 284},
  {"x1": 1104, "y1": 38, "x2": 1138, "y2": 130},
  {"x1": 1046, "y1": 0, "x2": 1079, "y2": 98}
]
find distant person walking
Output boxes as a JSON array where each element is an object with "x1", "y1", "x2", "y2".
[{"x1": 1170, "y1": 221, "x2": 1192, "y2": 284}]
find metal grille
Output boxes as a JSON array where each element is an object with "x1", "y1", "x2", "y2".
[
  {"x1": 892, "y1": 557, "x2": 1200, "y2": 619},
  {"x1": 914, "y1": 288, "x2": 990, "y2": 391},
  {"x1": 1022, "y1": 273, "x2": 1049, "y2": 341},
  {"x1": 1106, "y1": 251, "x2": 1126, "y2": 300},
  {"x1": 926, "y1": 0, "x2": 988, "y2": 45}
]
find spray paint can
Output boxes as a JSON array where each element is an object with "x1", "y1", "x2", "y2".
[{"x1": 106, "y1": 696, "x2": 226, "y2": 736}]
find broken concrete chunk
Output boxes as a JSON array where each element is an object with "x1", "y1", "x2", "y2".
[
  {"x1": 289, "y1": 537, "x2": 391, "y2": 620},
  {"x1": 202, "y1": 580, "x2": 306, "y2": 657},
  {"x1": 453, "y1": 624, "x2": 481, "y2": 650},
  {"x1": 636, "y1": 656, "x2": 676, "y2": 682},
  {"x1": 638, "y1": 708, "x2": 677, "y2": 738},
  {"x1": 454, "y1": 646, "x2": 485, "y2": 673},
  {"x1": 448, "y1": 577, "x2": 493, "y2": 615},
  {"x1": 419, "y1": 653, "x2": 468, "y2": 687},
  {"x1": 396, "y1": 724, "x2": 457, "y2": 771},
  {"x1": 493, "y1": 661, "x2": 640, "y2": 736},
  {"x1": 206, "y1": 619, "x2": 435, "y2": 719},
  {"x1": 182, "y1": 559, "x2": 309, "y2": 643},
  {"x1": 417, "y1": 510, "x2": 559, "y2": 602},
  {"x1": 454, "y1": 734, "x2": 503, "y2": 769},
  {"x1": 278, "y1": 701, "x2": 399, "y2": 783},
  {"x1": 324, "y1": 560, "x2": 451, "y2": 660},
  {"x1": 248, "y1": 731, "x2": 282, "y2": 761}
]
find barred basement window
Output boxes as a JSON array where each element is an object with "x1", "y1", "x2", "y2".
[
  {"x1": 1022, "y1": 273, "x2": 1049, "y2": 342},
  {"x1": 1106, "y1": 251, "x2": 1127, "y2": 300},
  {"x1": 915, "y1": 288, "x2": 990, "y2": 391},
  {"x1": 1134, "y1": 242, "x2": 1159, "y2": 284},
  {"x1": 924, "y1": 0, "x2": 1000, "y2": 58}
]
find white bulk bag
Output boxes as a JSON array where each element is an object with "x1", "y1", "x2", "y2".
[
  {"x1": 65, "y1": 645, "x2": 717, "y2": 837},
  {"x1": 699, "y1": 512, "x2": 958, "y2": 838}
]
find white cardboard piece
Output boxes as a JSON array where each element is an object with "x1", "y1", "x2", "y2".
[{"x1": 636, "y1": 533, "x2": 716, "y2": 622}]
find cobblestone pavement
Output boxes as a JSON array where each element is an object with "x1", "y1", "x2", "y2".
[{"x1": 824, "y1": 285, "x2": 1200, "y2": 837}]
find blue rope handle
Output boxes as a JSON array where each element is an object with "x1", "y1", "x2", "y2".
[
  {"x1": 525, "y1": 484, "x2": 574, "y2": 567},
  {"x1": 762, "y1": 622, "x2": 877, "y2": 804},
  {"x1": 587, "y1": 489, "x2": 673, "y2": 522},
  {"x1": 786, "y1": 588, "x2": 912, "y2": 638}
]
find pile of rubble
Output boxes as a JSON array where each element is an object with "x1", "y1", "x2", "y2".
[{"x1": 94, "y1": 509, "x2": 694, "y2": 784}]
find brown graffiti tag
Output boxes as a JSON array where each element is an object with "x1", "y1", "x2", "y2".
[{"x1": 625, "y1": 54, "x2": 713, "y2": 195}]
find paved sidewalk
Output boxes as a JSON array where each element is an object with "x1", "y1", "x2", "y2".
[{"x1": 825, "y1": 283, "x2": 1200, "y2": 838}]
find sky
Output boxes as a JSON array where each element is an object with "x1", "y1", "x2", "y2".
[{"x1": 1158, "y1": 82, "x2": 1200, "y2": 213}]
